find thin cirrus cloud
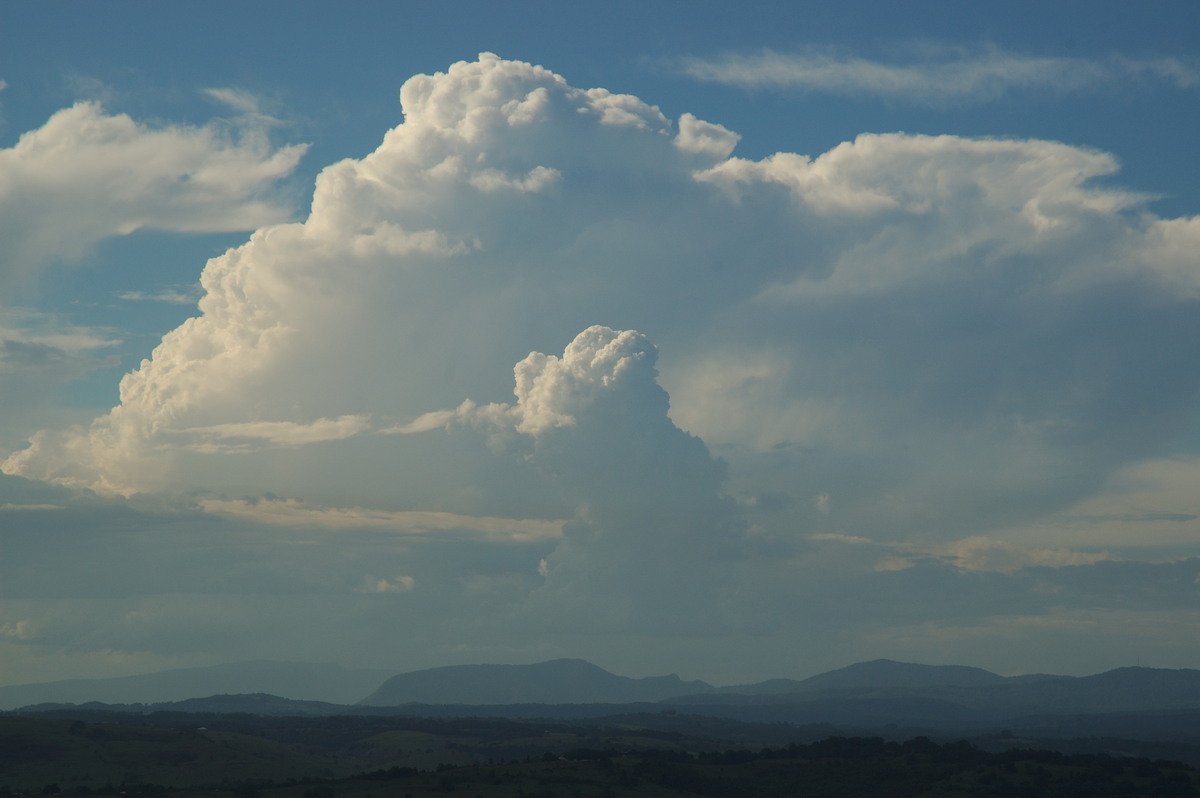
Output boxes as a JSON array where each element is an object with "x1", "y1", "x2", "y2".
[
  {"x1": 820, "y1": 533, "x2": 1117, "y2": 574},
  {"x1": 118, "y1": 288, "x2": 201, "y2": 305},
  {"x1": 181, "y1": 414, "x2": 373, "y2": 448},
  {"x1": 200, "y1": 497, "x2": 564, "y2": 542},
  {"x1": 674, "y1": 45, "x2": 1200, "y2": 104},
  {"x1": 201, "y1": 87, "x2": 279, "y2": 120}
]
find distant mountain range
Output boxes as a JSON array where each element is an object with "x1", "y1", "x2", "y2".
[
  {"x1": 357, "y1": 657, "x2": 1044, "y2": 706},
  {"x1": 7, "y1": 657, "x2": 1200, "y2": 734},
  {"x1": 661, "y1": 662, "x2": 1200, "y2": 729},
  {"x1": 0, "y1": 660, "x2": 393, "y2": 710}
]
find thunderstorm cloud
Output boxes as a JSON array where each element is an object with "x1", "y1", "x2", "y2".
[{"x1": 3, "y1": 53, "x2": 1199, "y2": 681}]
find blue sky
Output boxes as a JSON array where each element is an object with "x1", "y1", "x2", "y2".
[{"x1": 1, "y1": 1, "x2": 1199, "y2": 690}]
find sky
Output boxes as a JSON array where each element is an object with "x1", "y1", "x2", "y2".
[{"x1": 1, "y1": 0, "x2": 1200, "y2": 689}]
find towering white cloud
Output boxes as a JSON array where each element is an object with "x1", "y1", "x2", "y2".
[
  {"x1": 466, "y1": 326, "x2": 740, "y2": 631},
  {"x1": 3, "y1": 53, "x2": 1197, "y2": 565}
]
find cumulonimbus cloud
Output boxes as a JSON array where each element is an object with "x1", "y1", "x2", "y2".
[
  {"x1": 3, "y1": 53, "x2": 1198, "y2": 556},
  {"x1": 454, "y1": 326, "x2": 742, "y2": 631},
  {"x1": 675, "y1": 45, "x2": 1200, "y2": 104}
]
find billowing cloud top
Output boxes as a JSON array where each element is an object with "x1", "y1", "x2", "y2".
[{"x1": 4, "y1": 53, "x2": 1199, "y2": 555}]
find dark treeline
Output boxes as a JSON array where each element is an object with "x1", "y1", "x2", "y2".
[
  {"x1": 5, "y1": 710, "x2": 1200, "y2": 797},
  {"x1": 36, "y1": 736, "x2": 1200, "y2": 798}
]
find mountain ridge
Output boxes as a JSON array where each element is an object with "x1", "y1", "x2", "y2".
[
  {"x1": 7, "y1": 657, "x2": 1198, "y2": 722},
  {"x1": 0, "y1": 660, "x2": 395, "y2": 710},
  {"x1": 359, "y1": 657, "x2": 715, "y2": 706}
]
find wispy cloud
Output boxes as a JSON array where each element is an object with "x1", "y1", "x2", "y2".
[
  {"x1": 0, "y1": 313, "x2": 121, "y2": 381},
  {"x1": 181, "y1": 415, "x2": 372, "y2": 448},
  {"x1": 119, "y1": 288, "x2": 199, "y2": 305},
  {"x1": 675, "y1": 46, "x2": 1200, "y2": 105},
  {"x1": 200, "y1": 497, "x2": 564, "y2": 542},
  {"x1": 358, "y1": 574, "x2": 415, "y2": 594},
  {"x1": 200, "y1": 87, "x2": 287, "y2": 129},
  {"x1": 202, "y1": 87, "x2": 268, "y2": 116},
  {"x1": 811, "y1": 532, "x2": 1116, "y2": 573}
]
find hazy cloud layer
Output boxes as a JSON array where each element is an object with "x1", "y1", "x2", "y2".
[
  {"x1": 676, "y1": 46, "x2": 1200, "y2": 104},
  {"x1": 3, "y1": 464, "x2": 1199, "y2": 683}
]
